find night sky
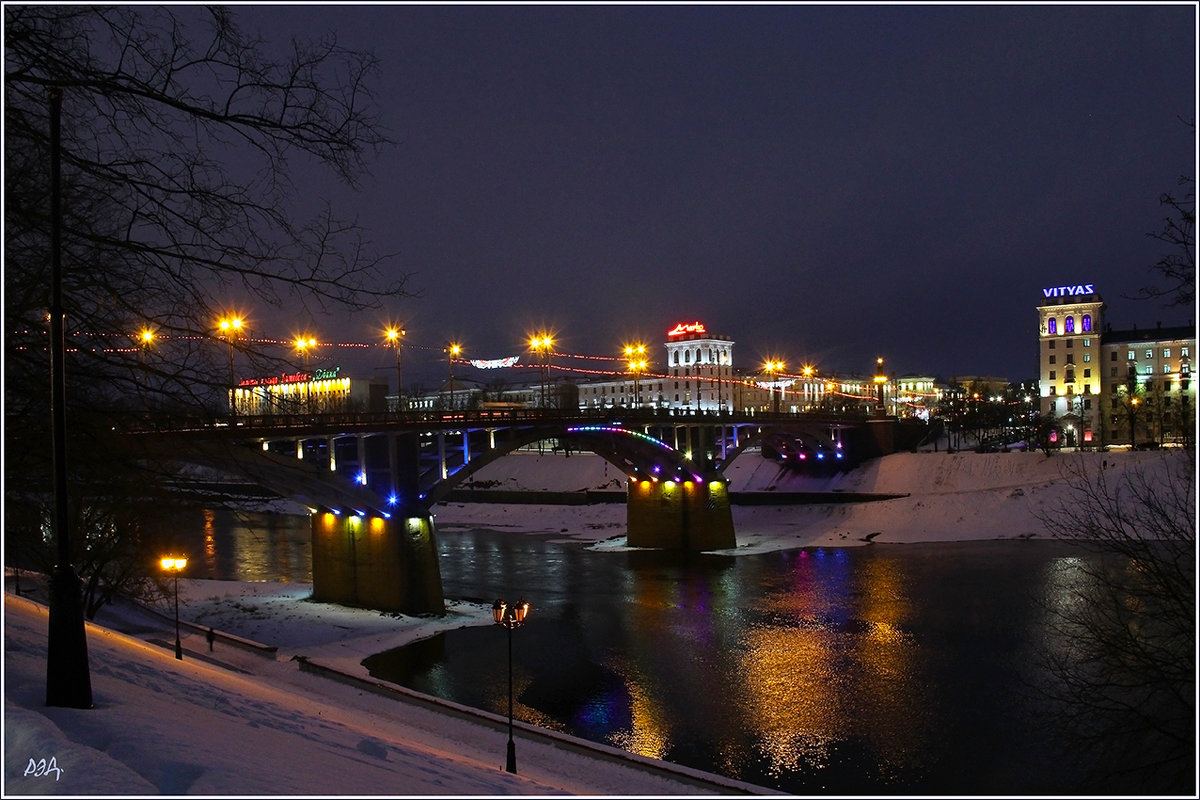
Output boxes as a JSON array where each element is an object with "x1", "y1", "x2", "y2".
[{"x1": 233, "y1": 3, "x2": 1195, "y2": 389}]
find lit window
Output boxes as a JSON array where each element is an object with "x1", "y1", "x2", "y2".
[
  {"x1": 1163, "y1": 365, "x2": 1172, "y2": 374},
  {"x1": 1065, "y1": 317, "x2": 1075, "y2": 334},
  {"x1": 1164, "y1": 348, "x2": 1172, "y2": 358},
  {"x1": 1146, "y1": 349, "x2": 1154, "y2": 359},
  {"x1": 1128, "y1": 351, "x2": 1136, "y2": 361},
  {"x1": 1082, "y1": 314, "x2": 1092, "y2": 332},
  {"x1": 1183, "y1": 347, "x2": 1190, "y2": 357},
  {"x1": 1047, "y1": 318, "x2": 1057, "y2": 335}
]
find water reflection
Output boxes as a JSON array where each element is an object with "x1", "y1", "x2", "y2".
[
  {"x1": 177, "y1": 512, "x2": 1185, "y2": 796},
  {"x1": 155, "y1": 507, "x2": 311, "y2": 582}
]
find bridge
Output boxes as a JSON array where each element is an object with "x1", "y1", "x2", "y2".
[{"x1": 129, "y1": 409, "x2": 911, "y2": 614}]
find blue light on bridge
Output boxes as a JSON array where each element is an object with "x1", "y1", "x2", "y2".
[{"x1": 387, "y1": 493, "x2": 399, "y2": 506}]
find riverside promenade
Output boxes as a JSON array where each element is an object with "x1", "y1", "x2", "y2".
[{"x1": 4, "y1": 588, "x2": 776, "y2": 796}]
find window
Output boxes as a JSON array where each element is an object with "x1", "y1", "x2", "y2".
[
  {"x1": 1110, "y1": 367, "x2": 1118, "y2": 378},
  {"x1": 1144, "y1": 365, "x2": 1154, "y2": 376},
  {"x1": 1049, "y1": 340, "x2": 1056, "y2": 350},
  {"x1": 1183, "y1": 347, "x2": 1190, "y2": 358},
  {"x1": 1049, "y1": 386, "x2": 1057, "y2": 395},
  {"x1": 1184, "y1": 363, "x2": 1191, "y2": 375},
  {"x1": 1083, "y1": 353, "x2": 1091, "y2": 362},
  {"x1": 1110, "y1": 351, "x2": 1117, "y2": 361},
  {"x1": 1065, "y1": 317, "x2": 1075, "y2": 334},
  {"x1": 1048, "y1": 318, "x2": 1057, "y2": 335},
  {"x1": 1083, "y1": 337, "x2": 1091, "y2": 348},
  {"x1": 1066, "y1": 339, "x2": 1073, "y2": 348},
  {"x1": 1164, "y1": 348, "x2": 1172, "y2": 358},
  {"x1": 1146, "y1": 349, "x2": 1154, "y2": 359},
  {"x1": 1128, "y1": 350, "x2": 1136, "y2": 361},
  {"x1": 1049, "y1": 370, "x2": 1057, "y2": 380},
  {"x1": 1049, "y1": 355, "x2": 1057, "y2": 364},
  {"x1": 1084, "y1": 369, "x2": 1091, "y2": 378},
  {"x1": 1163, "y1": 364, "x2": 1172, "y2": 374},
  {"x1": 1082, "y1": 315, "x2": 1092, "y2": 332}
]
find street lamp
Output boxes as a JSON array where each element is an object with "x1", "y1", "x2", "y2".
[
  {"x1": 295, "y1": 336, "x2": 317, "y2": 413},
  {"x1": 530, "y1": 334, "x2": 554, "y2": 408},
  {"x1": 385, "y1": 327, "x2": 405, "y2": 411},
  {"x1": 446, "y1": 342, "x2": 462, "y2": 409},
  {"x1": 492, "y1": 598, "x2": 531, "y2": 774},
  {"x1": 218, "y1": 315, "x2": 244, "y2": 416},
  {"x1": 874, "y1": 356, "x2": 887, "y2": 413},
  {"x1": 138, "y1": 328, "x2": 154, "y2": 362},
  {"x1": 160, "y1": 556, "x2": 188, "y2": 660},
  {"x1": 624, "y1": 343, "x2": 647, "y2": 409},
  {"x1": 764, "y1": 360, "x2": 784, "y2": 413}
]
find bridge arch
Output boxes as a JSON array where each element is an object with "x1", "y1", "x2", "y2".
[{"x1": 424, "y1": 423, "x2": 711, "y2": 505}]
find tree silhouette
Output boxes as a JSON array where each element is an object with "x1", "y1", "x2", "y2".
[{"x1": 4, "y1": 6, "x2": 402, "y2": 614}]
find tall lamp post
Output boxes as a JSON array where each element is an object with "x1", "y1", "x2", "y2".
[
  {"x1": 874, "y1": 356, "x2": 887, "y2": 414},
  {"x1": 624, "y1": 343, "x2": 646, "y2": 409},
  {"x1": 446, "y1": 342, "x2": 462, "y2": 409},
  {"x1": 295, "y1": 335, "x2": 316, "y2": 413},
  {"x1": 385, "y1": 327, "x2": 405, "y2": 412},
  {"x1": 764, "y1": 360, "x2": 784, "y2": 414},
  {"x1": 160, "y1": 556, "x2": 188, "y2": 660},
  {"x1": 492, "y1": 598, "x2": 531, "y2": 774},
  {"x1": 530, "y1": 335, "x2": 553, "y2": 408},
  {"x1": 218, "y1": 316, "x2": 243, "y2": 416},
  {"x1": 45, "y1": 86, "x2": 93, "y2": 710}
]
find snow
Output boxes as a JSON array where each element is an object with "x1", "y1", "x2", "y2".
[{"x1": 3, "y1": 446, "x2": 1187, "y2": 796}]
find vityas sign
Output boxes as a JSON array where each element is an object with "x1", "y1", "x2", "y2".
[{"x1": 1042, "y1": 284, "x2": 1095, "y2": 298}]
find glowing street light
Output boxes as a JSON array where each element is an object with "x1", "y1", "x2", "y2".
[
  {"x1": 217, "y1": 315, "x2": 244, "y2": 416},
  {"x1": 138, "y1": 328, "x2": 155, "y2": 362},
  {"x1": 385, "y1": 327, "x2": 405, "y2": 410},
  {"x1": 160, "y1": 556, "x2": 188, "y2": 660},
  {"x1": 446, "y1": 342, "x2": 462, "y2": 409},
  {"x1": 764, "y1": 360, "x2": 784, "y2": 413},
  {"x1": 530, "y1": 334, "x2": 554, "y2": 408},
  {"x1": 874, "y1": 356, "x2": 887, "y2": 413},
  {"x1": 624, "y1": 343, "x2": 647, "y2": 409},
  {"x1": 492, "y1": 597, "x2": 531, "y2": 774}
]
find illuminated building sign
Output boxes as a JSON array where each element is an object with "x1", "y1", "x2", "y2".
[
  {"x1": 239, "y1": 365, "x2": 341, "y2": 387},
  {"x1": 1042, "y1": 284, "x2": 1095, "y2": 298},
  {"x1": 470, "y1": 356, "x2": 520, "y2": 369},
  {"x1": 667, "y1": 321, "x2": 707, "y2": 337}
]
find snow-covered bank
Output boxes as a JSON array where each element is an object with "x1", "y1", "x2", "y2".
[{"x1": 435, "y1": 448, "x2": 1187, "y2": 553}]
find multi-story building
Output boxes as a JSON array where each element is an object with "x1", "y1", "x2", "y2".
[
  {"x1": 1036, "y1": 283, "x2": 1195, "y2": 446},
  {"x1": 232, "y1": 365, "x2": 387, "y2": 416}
]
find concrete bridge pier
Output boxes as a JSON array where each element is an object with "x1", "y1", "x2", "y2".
[
  {"x1": 311, "y1": 509, "x2": 444, "y2": 615},
  {"x1": 626, "y1": 476, "x2": 735, "y2": 551}
]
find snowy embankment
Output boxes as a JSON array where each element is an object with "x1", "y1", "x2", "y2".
[{"x1": 434, "y1": 447, "x2": 1184, "y2": 553}]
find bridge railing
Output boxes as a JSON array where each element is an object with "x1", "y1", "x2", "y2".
[{"x1": 115, "y1": 406, "x2": 882, "y2": 435}]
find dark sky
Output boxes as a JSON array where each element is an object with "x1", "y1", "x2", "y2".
[{"x1": 233, "y1": 3, "x2": 1195, "y2": 388}]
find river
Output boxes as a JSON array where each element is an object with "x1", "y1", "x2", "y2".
[{"x1": 187, "y1": 508, "x2": 1185, "y2": 795}]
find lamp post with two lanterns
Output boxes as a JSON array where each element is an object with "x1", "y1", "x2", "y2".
[
  {"x1": 160, "y1": 556, "x2": 188, "y2": 660},
  {"x1": 218, "y1": 315, "x2": 243, "y2": 416},
  {"x1": 530, "y1": 334, "x2": 553, "y2": 408},
  {"x1": 624, "y1": 343, "x2": 647, "y2": 409},
  {"x1": 492, "y1": 597, "x2": 531, "y2": 774}
]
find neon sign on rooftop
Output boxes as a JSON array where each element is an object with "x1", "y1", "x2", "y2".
[{"x1": 667, "y1": 321, "x2": 707, "y2": 337}]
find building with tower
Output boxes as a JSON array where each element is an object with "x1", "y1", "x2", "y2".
[{"x1": 1036, "y1": 283, "x2": 1194, "y2": 446}]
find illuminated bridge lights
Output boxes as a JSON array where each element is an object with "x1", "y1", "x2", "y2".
[{"x1": 566, "y1": 425, "x2": 673, "y2": 451}]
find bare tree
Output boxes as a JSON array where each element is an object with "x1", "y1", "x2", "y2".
[
  {"x1": 5, "y1": 5, "x2": 402, "y2": 413},
  {"x1": 4, "y1": 6, "x2": 403, "y2": 601},
  {"x1": 1134, "y1": 119, "x2": 1195, "y2": 308},
  {"x1": 1034, "y1": 452, "x2": 1194, "y2": 790}
]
